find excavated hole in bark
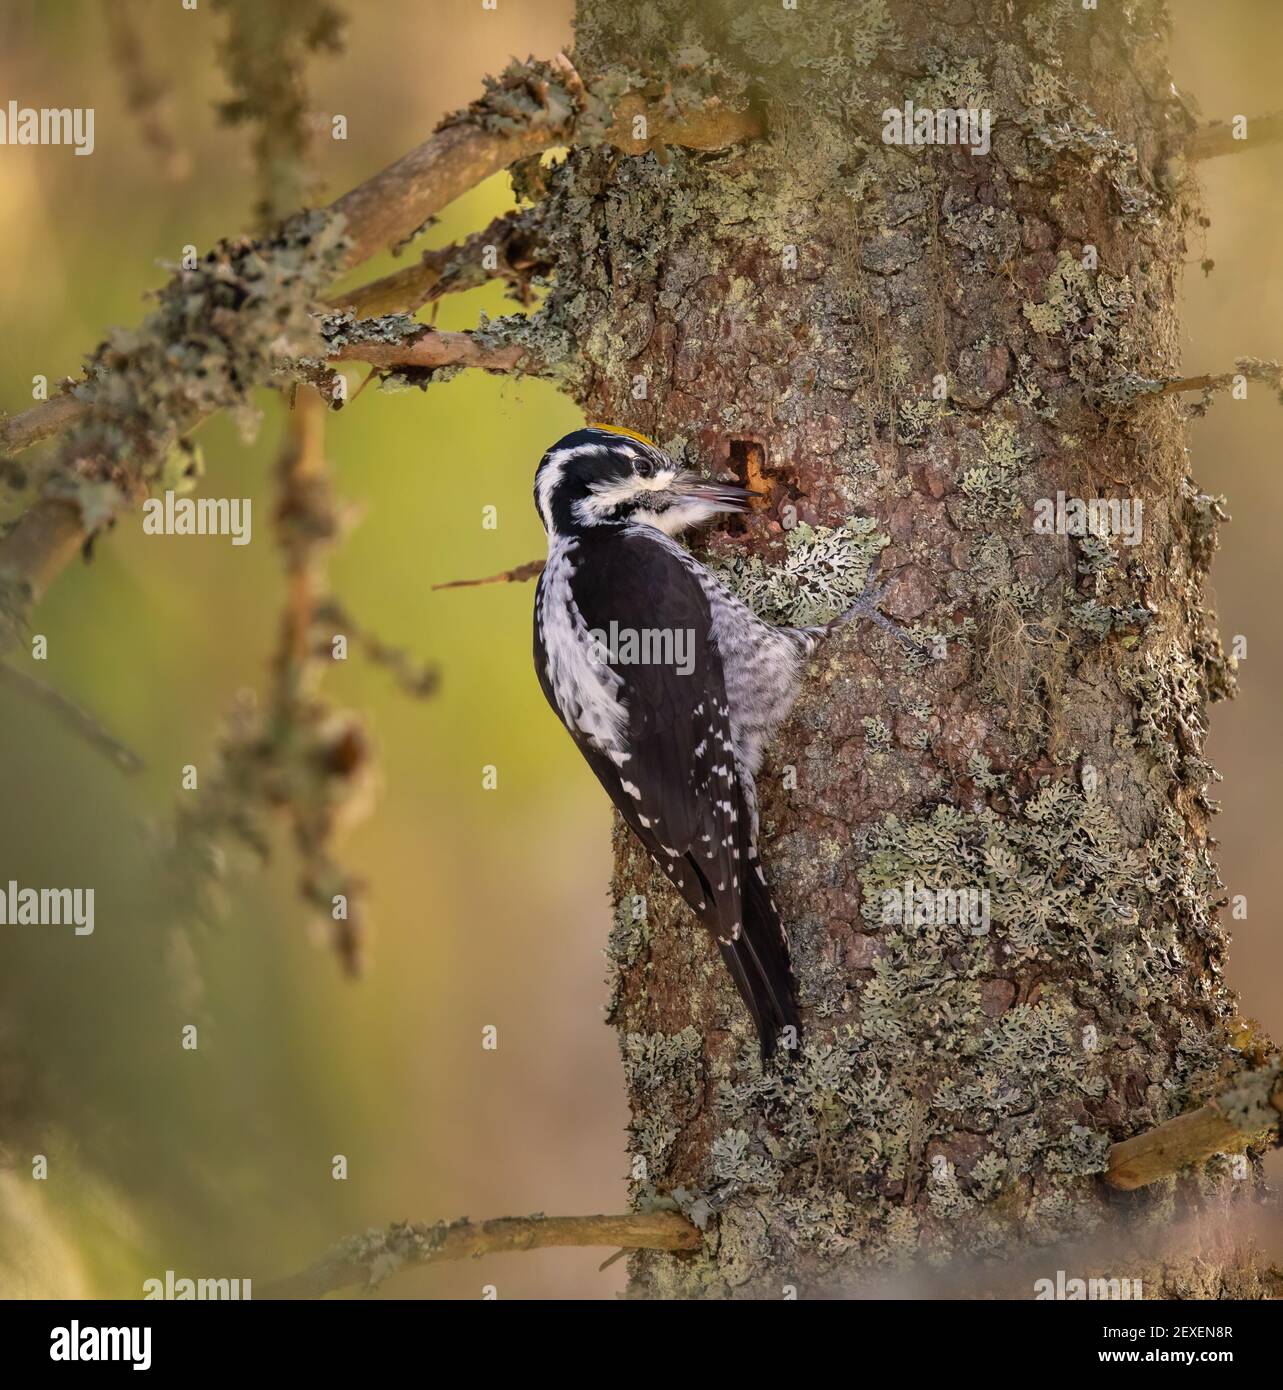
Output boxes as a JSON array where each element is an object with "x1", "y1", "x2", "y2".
[{"x1": 724, "y1": 437, "x2": 802, "y2": 533}]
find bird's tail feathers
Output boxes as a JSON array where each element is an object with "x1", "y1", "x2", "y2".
[{"x1": 717, "y1": 852, "x2": 801, "y2": 1064}]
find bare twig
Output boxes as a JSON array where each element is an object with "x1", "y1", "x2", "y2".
[
  {"x1": 262, "y1": 1210, "x2": 702, "y2": 1299},
  {"x1": 432, "y1": 559, "x2": 544, "y2": 591},
  {"x1": 314, "y1": 600, "x2": 439, "y2": 698},
  {"x1": 327, "y1": 122, "x2": 554, "y2": 271},
  {"x1": 1190, "y1": 111, "x2": 1283, "y2": 162},
  {"x1": 1104, "y1": 1060, "x2": 1283, "y2": 1191},
  {"x1": 1154, "y1": 364, "x2": 1282, "y2": 397},
  {"x1": 0, "y1": 662, "x2": 143, "y2": 774}
]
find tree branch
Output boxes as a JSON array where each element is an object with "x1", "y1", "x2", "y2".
[
  {"x1": 602, "y1": 89, "x2": 762, "y2": 156},
  {"x1": 0, "y1": 311, "x2": 544, "y2": 463},
  {"x1": 329, "y1": 209, "x2": 552, "y2": 318},
  {"x1": 1190, "y1": 111, "x2": 1283, "y2": 162},
  {"x1": 325, "y1": 54, "x2": 583, "y2": 270},
  {"x1": 0, "y1": 392, "x2": 90, "y2": 456},
  {"x1": 262, "y1": 1209, "x2": 702, "y2": 1299},
  {"x1": 0, "y1": 59, "x2": 755, "y2": 459},
  {"x1": 0, "y1": 498, "x2": 91, "y2": 652},
  {"x1": 0, "y1": 662, "x2": 143, "y2": 774},
  {"x1": 432, "y1": 559, "x2": 544, "y2": 591},
  {"x1": 328, "y1": 324, "x2": 537, "y2": 374},
  {"x1": 1104, "y1": 1060, "x2": 1283, "y2": 1191}
]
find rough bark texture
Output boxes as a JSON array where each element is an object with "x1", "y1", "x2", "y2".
[{"x1": 518, "y1": 0, "x2": 1274, "y2": 1296}]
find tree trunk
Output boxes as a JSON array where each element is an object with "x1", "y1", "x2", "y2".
[{"x1": 536, "y1": 0, "x2": 1275, "y2": 1297}]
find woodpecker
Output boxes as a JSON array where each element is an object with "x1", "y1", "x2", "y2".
[{"x1": 532, "y1": 425, "x2": 912, "y2": 1060}]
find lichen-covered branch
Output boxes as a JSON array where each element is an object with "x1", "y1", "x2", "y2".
[
  {"x1": 262, "y1": 1210, "x2": 702, "y2": 1299},
  {"x1": 1104, "y1": 1061, "x2": 1283, "y2": 1191},
  {"x1": 164, "y1": 5, "x2": 440, "y2": 976},
  {"x1": 1093, "y1": 358, "x2": 1283, "y2": 414},
  {"x1": 324, "y1": 314, "x2": 542, "y2": 375},
  {"x1": 325, "y1": 55, "x2": 581, "y2": 270},
  {"x1": 326, "y1": 53, "x2": 761, "y2": 268},
  {"x1": 0, "y1": 210, "x2": 348, "y2": 657}
]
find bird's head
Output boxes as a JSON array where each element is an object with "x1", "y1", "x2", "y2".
[{"x1": 534, "y1": 425, "x2": 755, "y2": 538}]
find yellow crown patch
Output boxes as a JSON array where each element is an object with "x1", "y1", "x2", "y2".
[{"x1": 588, "y1": 422, "x2": 657, "y2": 448}]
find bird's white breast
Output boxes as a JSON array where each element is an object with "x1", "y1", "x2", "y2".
[{"x1": 539, "y1": 538, "x2": 628, "y2": 756}]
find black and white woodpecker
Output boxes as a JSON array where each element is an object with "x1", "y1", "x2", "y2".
[{"x1": 533, "y1": 424, "x2": 911, "y2": 1061}]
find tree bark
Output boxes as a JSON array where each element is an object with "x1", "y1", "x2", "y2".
[{"x1": 533, "y1": 0, "x2": 1276, "y2": 1297}]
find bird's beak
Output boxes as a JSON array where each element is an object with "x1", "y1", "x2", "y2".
[{"x1": 671, "y1": 475, "x2": 760, "y2": 513}]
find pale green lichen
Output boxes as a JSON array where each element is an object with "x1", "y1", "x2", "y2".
[
  {"x1": 955, "y1": 417, "x2": 1029, "y2": 526},
  {"x1": 862, "y1": 714, "x2": 891, "y2": 751},
  {"x1": 1022, "y1": 251, "x2": 1142, "y2": 390},
  {"x1": 710, "y1": 518, "x2": 884, "y2": 626}
]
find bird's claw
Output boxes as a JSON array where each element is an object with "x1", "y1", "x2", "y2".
[{"x1": 831, "y1": 558, "x2": 930, "y2": 655}]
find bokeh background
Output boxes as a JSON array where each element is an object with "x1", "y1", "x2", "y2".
[{"x1": 0, "y1": 0, "x2": 1278, "y2": 1300}]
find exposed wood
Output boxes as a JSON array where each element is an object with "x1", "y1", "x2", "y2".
[{"x1": 1104, "y1": 1063, "x2": 1283, "y2": 1191}]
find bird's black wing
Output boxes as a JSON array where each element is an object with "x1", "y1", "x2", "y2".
[{"x1": 534, "y1": 530, "x2": 798, "y2": 1056}]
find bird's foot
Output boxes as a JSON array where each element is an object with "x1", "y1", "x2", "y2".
[{"x1": 830, "y1": 557, "x2": 930, "y2": 655}]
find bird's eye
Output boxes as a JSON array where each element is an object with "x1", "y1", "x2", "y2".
[{"x1": 634, "y1": 454, "x2": 655, "y2": 479}]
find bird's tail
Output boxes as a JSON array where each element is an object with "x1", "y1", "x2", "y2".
[{"x1": 716, "y1": 851, "x2": 801, "y2": 1064}]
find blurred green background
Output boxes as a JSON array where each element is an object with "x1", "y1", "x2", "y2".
[{"x1": 0, "y1": 0, "x2": 1278, "y2": 1299}]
